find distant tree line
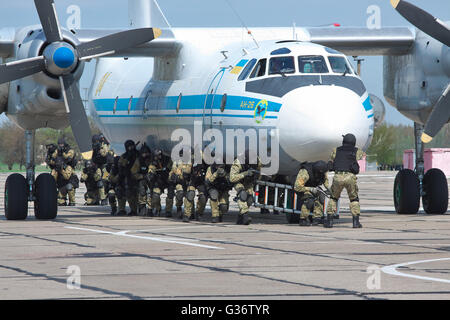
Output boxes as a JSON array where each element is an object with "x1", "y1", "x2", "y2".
[
  {"x1": 0, "y1": 119, "x2": 101, "y2": 170},
  {"x1": 367, "y1": 123, "x2": 450, "y2": 167}
]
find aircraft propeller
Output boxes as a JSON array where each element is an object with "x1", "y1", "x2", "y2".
[
  {"x1": 391, "y1": 0, "x2": 450, "y2": 143},
  {"x1": 0, "y1": 0, "x2": 161, "y2": 157}
]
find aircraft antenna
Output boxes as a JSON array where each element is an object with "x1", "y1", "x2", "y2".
[{"x1": 224, "y1": 0, "x2": 259, "y2": 48}]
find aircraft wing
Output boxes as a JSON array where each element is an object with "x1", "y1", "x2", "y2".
[
  {"x1": 0, "y1": 28, "x2": 16, "y2": 59},
  {"x1": 303, "y1": 26, "x2": 416, "y2": 56},
  {"x1": 75, "y1": 28, "x2": 180, "y2": 58}
]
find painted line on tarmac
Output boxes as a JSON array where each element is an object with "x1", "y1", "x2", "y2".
[
  {"x1": 381, "y1": 258, "x2": 450, "y2": 284},
  {"x1": 65, "y1": 226, "x2": 223, "y2": 250}
]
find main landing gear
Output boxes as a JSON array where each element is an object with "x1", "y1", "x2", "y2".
[
  {"x1": 394, "y1": 123, "x2": 448, "y2": 214},
  {"x1": 4, "y1": 130, "x2": 57, "y2": 220}
]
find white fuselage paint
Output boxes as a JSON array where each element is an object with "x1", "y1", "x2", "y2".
[{"x1": 89, "y1": 28, "x2": 374, "y2": 176}]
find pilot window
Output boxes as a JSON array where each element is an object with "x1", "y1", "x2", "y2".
[
  {"x1": 238, "y1": 58, "x2": 257, "y2": 81},
  {"x1": 328, "y1": 56, "x2": 352, "y2": 74},
  {"x1": 249, "y1": 58, "x2": 267, "y2": 78},
  {"x1": 298, "y1": 55, "x2": 328, "y2": 73},
  {"x1": 269, "y1": 56, "x2": 295, "y2": 75}
]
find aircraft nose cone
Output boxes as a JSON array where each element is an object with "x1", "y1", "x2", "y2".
[
  {"x1": 278, "y1": 85, "x2": 372, "y2": 162},
  {"x1": 53, "y1": 47, "x2": 75, "y2": 69}
]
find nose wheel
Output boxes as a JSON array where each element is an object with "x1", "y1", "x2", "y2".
[
  {"x1": 422, "y1": 168, "x2": 448, "y2": 214},
  {"x1": 4, "y1": 174, "x2": 28, "y2": 220}
]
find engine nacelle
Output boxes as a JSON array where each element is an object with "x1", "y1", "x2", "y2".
[
  {"x1": 368, "y1": 94, "x2": 385, "y2": 128},
  {"x1": 383, "y1": 29, "x2": 448, "y2": 125},
  {"x1": 6, "y1": 26, "x2": 85, "y2": 130}
]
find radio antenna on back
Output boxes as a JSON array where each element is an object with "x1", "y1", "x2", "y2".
[{"x1": 224, "y1": 0, "x2": 259, "y2": 48}]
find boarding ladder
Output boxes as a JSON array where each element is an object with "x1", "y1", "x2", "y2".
[{"x1": 254, "y1": 180, "x2": 339, "y2": 223}]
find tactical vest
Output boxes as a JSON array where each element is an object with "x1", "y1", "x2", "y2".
[
  {"x1": 191, "y1": 164, "x2": 206, "y2": 187},
  {"x1": 211, "y1": 166, "x2": 231, "y2": 190},
  {"x1": 92, "y1": 149, "x2": 107, "y2": 167},
  {"x1": 333, "y1": 145, "x2": 360, "y2": 174},
  {"x1": 300, "y1": 162, "x2": 326, "y2": 187}
]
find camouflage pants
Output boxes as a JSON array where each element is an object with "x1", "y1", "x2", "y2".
[
  {"x1": 210, "y1": 190, "x2": 230, "y2": 218},
  {"x1": 137, "y1": 180, "x2": 152, "y2": 208},
  {"x1": 300, "y1": 191, "x2": 324, "y2": 219},
  {"x1": 58, "y1": 188, "x2": 75, "y2": 205},
  {"x1": 184, "y1": 185, "x2": 207, "y2": 218},
  {"x1": 84, "y1": 190, "x2": 100, "y2": 205},
  {"x1": 234, "y1": 183, "x2": 254, "y2": 215},
  {"x1": 326, "y1": 172, "x2": 360, "y2": 216},
  {"x1": 152, "y1": 186, "x2": 174, "y2": 214},
  {"x1": 126, "y1": 186, "x2": 138, "y2": 213}
]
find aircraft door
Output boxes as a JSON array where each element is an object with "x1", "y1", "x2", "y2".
[{"x1": 203, "y1": 68, "x2": 226, "y2": 128}]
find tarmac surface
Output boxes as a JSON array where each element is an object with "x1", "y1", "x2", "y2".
[{"x1": 0, "y1": 171, "x2": 450, "y2": 300}]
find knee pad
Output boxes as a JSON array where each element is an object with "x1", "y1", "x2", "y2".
[
  {"x1": 66, "y1": 183, "x2": 73, "y2": 191},
  {"x1": 197, "y1": 193, "x2": 207, "y2": 205},
  {"x1": 97, "y1": 180, "x2": 104, "y2": 188},
  {"x1": 186, "y1": 190, "x2": 195, "y2": 202},
  {"x1": 238, "y1": 189, "x2": 248, "y2": 202},
  {"x1": 208, "y1": 189, "x2": 219, "y2": 201},
  {"x1": 350, "y1": 197, "x2": 359, "y2": 203},
  {"x1": 219, "y1": 203, "x2": 228, "y2": 215},
  {"x1": 175, "y1": 190, "x2": 184, "y2": 201},
  {"x1": 304, "y1": 197, "x2": 315, "y2": 211}
]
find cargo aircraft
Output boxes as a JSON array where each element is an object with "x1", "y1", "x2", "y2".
[{"x1": 0, "y1": 0, "x2": 447, "y2": 220}]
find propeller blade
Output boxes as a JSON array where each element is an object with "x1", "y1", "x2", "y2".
[
  {"x1": 59, "y1": 74, "x2": 93, "y2": 157},
  {"x1": 391, "y1": 0, "x2": 450, "y2": 47},
  {"x1": 34, "y1": 0, "x2": 63, "y2": 43},
  {"x1": 76, "y1": 28, "x2": 162, "y2": 60},
  {"x1": 0, "y1": 56, "x2": 45, "y2": 84},
  {"x1": 421, "y1": 84, "x2": 450, "y2": 143}
]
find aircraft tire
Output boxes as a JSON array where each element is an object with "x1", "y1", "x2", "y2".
[
  {"x1": 5, "y1": 173, "x2": 28, "y2": 220},
  {"x1": 34, "y1": 173, "x2": 58, "y2": 220},
  {"x1": 422, "y1": 168, "x2": 448, "y2": 214},
  {"x1": 394, "y1": 169, "x2": 420, "y2": 214},
  {"x1": 286, "y1": 212, "x2": 300, "y2": 224}
]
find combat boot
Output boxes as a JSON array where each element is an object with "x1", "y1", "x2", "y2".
[
  {"x1": 218, "y1": 214, "x2": 223, "y2": 222},
  {"x1": 182, "y1": 214, "x2": 190, "y2": 223},
  {"x1": 110, "y1": 206, "x2": 117, "y2": 216},
  {"x1": 177, "y1": 207, "x2": 183, "y2": 219},
  {"x1": 101, "y1": 199, "x2": 108, "y2": 206},
  {"x1": 236, "y1": 214, "x2": 244, "y2": 225},
  {"x1": 242, "y1": 214, "x2": 252, "y2": 225},
  {"x1": 117, "y1": 209, "x2": 127, "y2": 216},
  {"x1": 323, "y1": 215, "x2": 333, "y2": 228},
  {"x1": 137, "y1": 204, "x2": 147, "y2": 216},
  {"x1": 352, "y1": 215, "x2": 362, "y2": 228},
  {"x1": 211, "y1": 216, "x2": 218, "y2": 223},
  {"x1": 311, "y1": 217, "x2": 321, "y2": 226},
  {"x1": 333, "y1": 213, "x2": 340, "y2": 220},
  {"x1": 299, "y1": 218, "x2": 311, "y2": 226},
  {"x1": 68, "y1": 202, "x2": 76, "y2": 206}
]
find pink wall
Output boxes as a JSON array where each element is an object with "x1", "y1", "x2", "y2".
[
  {"x1": 403, "y1": 148, "x2": 450, "y2": 177},
  {"x1": 358, "y1": 155, "x2": 366, "y2": 173}
]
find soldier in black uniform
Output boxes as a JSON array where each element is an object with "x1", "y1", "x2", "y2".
[
  {"x1": 108, "y1": 156, "x2": 127, "y2": 215},
  {"x1": 148, "y1": 149, "x2": 173, "y2": 217},
  {"x1": 118, "y1": 140, "x2": 139, "y2": 216},
  {"x1": 130, "y1": 143, "x2": 153, "y2": 216}
]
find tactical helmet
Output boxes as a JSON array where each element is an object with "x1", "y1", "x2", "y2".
[
  {"x1": 57, "y1": 137, "x2": 66, "y2": 146},
  {"x1": 139, "y1": 143, "x2": 152, "y2": 159},
  {"x1": 124, "y1": 140, "x2": 136, "y2": 152},
  {"x1": 313, "y1": 160, "x2": 328, "y2": 174},
  {"x1": 342, "y1": 133, "x2": 356, "y2": 147},
  {"x1": 92, "y1": 134, "x2": 100, "y2": 144}
]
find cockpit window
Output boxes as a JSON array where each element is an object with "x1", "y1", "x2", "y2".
[
  {"x1": 328, "y1": 56, "x2": 353, "y2": 74},
  {"x1": 238, "y1": 58, "x2": 257, "y2": 81},
  {"x1": 298, "y1": 55, "x2": 328, "y2": 73},
  {"x1": 249, "y1": 58, "x2": 267, "y2": 78},
  {"x1": 269, "y1": 56, "x2": 295, "y2": 75}
]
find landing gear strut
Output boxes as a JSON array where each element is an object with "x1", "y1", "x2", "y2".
[
  {"x1": 394, "y1": 123, "x2": 448, "y2": 214},
  {"x1": 4, "y1": 130, "x2": 57, "y2": 220}
]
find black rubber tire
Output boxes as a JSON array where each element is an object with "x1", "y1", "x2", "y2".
[
  {"x1": 286, "y1": 212, "x2": 300, "y2": 224},
  {"x1": 34, "y1": 173, "x2": 58, "y2": 220},
  {"x1": 5, "y1": 173, "x2": 28, "y2": 220},
  {"x1": 422, "y1": 168, "x2": 448, "y2": 214},
  {"x1": 394, "y1": 169, "x2": 420, "y2": 214}
]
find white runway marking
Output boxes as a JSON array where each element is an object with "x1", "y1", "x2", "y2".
[
  {"x1": 65, "y1": 226, "x2": 223, "y2": 249},
  {"x1": 381, "y1": 258, "x2": 450, "y2": 284}
]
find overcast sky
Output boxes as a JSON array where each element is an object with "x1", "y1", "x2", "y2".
[{"x1": 1, "y1": 0, "x2": 449, "y2": 125}]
